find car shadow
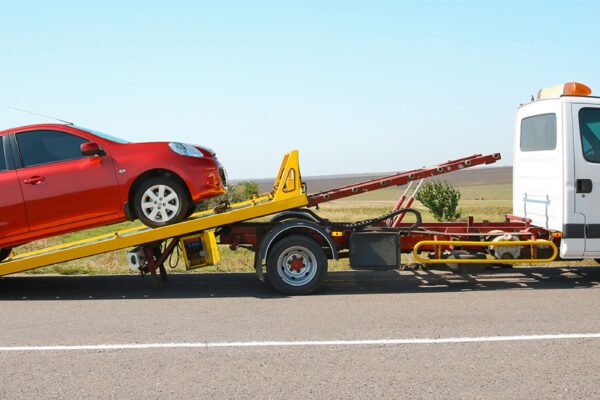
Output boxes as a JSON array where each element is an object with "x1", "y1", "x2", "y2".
[{"x1": 1, "y1": 266, "x2": 600, "y2": 300}]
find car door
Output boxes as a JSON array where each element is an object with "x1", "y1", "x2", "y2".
[
  {"x1": 14, "y1": 129, "x2": 121, "y2": 232},
  {"x1": 571, "y1": 104, "x2": 600, "y2": 257},
  {"x1": 0, "y1": 136, "x2": 29, "y2": 238}
]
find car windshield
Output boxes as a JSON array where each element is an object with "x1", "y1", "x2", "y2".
[{"x1": 75, "y1": 126, "x2": 130, "y2": 144}]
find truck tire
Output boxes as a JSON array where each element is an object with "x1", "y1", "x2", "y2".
[
  {"x1": 266, "y1": 235, "x2": 328, "y2": 295},
  {"x1": 445, "y1": 250, "x2": 490, "y2": 273},
  {"x1": 0, "y1": 248, "x2": 12, "y2": 262}
]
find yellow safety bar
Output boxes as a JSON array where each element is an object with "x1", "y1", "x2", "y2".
[
  {"x1": 0, "y1": 150, "x2": 308, "y2": 276},
  {"x1": 412, "y1": 240, "x2": 558, "y2": 264}
]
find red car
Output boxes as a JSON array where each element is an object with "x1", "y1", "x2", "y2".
[{"x1": 0, "y1": 123, "x2": 227, "y2": 261}]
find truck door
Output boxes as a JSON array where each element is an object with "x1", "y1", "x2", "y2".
[
  {"x1": 571, "y1": 104, "x2": 600, "y2": 257},
  {"x1": 0, "y1": 136, "x2": 29, "y2": 238}
]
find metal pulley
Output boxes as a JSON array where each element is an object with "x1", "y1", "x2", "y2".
[{"x1": 488, "y1": 230, "x2": 521, "y2": 260}]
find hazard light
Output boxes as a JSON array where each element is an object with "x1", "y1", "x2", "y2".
[{"x1": 537, "y1": 82, "x2": 592, "y2": 100}]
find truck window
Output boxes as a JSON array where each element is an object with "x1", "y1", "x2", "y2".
[
  {"x1": 520, "y1": 114, "x2": 557, "y2": 152},
  {"x1": 579, "y1": 108, "x2": 600, "y2": 163}
]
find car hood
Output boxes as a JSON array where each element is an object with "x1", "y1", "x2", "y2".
[{"x1": 119, "y1": 142, "x2": 216, "y2": 158}]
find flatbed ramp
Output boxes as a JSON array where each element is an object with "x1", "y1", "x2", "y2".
[{"x1": 0, "y1": 151, "x2": 308, "y2": 276}]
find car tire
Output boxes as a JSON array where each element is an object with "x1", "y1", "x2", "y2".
[
  {"x1": 134, "y1": 176, "x2": 191, "y2": 228},
  {"x1": 186, "y1": 203, "x2": 197, "y2": 218},
  {"x1": 266, "y1": 235, "x2": 328, "y2": 295},
  {"x1": 0, "y1": 248, "x2": 12, "y2": 262}
]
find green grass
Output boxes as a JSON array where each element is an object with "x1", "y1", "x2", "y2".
[
  {"x1": 338, "y1": 183, "x2": 512, "y2": 202},
  {"x1": 19, "y1": 182, "x2": 592, "y2": 275}
]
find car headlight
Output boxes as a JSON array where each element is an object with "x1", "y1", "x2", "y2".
[{"x1": 168, "y1": 142, "x2": 204, "y2": 158}]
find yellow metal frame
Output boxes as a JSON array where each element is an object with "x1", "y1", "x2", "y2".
[
  {"x1": 412, "y1": 240, "x2": 558, "y2": 264},
  {"x1": 0, "y1": 150, "x2": 308, "y2": 276}
]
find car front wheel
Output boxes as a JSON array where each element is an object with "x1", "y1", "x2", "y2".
[
  {"x1": 0, "y1": 248, "x2": 13, "y2": 262},
  {"x1": 134, "y1": 176, "x2": 191, "y2": 228}
]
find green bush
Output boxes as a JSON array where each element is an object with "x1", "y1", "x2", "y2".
[
  {"x1": 198, "y1": 181, "x2": 260, "y2": 210},
  {"x1": 415, "y1": 181, "x2": 461, "y2": 221}
]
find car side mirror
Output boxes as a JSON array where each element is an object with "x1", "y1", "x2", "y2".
[{"x1": 81, "y1": 142, "x2": 104, "y2": 157}]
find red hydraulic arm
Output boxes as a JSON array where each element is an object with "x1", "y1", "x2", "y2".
[
  {"x1": 391, "y1": 179, "x2": 424, "y2": 227},
  {"x1": 307, "y1": 153, "x2": 501, "y2": 207}
]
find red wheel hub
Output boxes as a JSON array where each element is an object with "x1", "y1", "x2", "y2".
[{"x1": 289, "y1": 257, "x2": 305, "y2": 272}]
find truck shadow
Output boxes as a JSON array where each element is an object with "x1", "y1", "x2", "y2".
[{"x1": 1, "y1": 266, "x2": 599, "y2": 300}]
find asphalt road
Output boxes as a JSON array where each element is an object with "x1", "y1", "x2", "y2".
[{"x1": 1, "y1": 266, "x2": 600, "y2": 399}]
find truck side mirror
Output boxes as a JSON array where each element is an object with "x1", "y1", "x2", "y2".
[{"x1": 81, "y1": 142, "x2": 104, "y2": 157}]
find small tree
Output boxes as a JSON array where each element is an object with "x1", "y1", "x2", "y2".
[
  {"x1": 234, "y1": 181, "x2": 260, "y2": 202},
  {"x1": 197, "y1": 181, "x2": 260, "y2": 210},
  {"x1": 415, "y1": 181, "x2": 461, "y2": 221}
]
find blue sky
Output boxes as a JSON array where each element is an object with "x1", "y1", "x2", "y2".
[{"x1": 1, "y1": 1, "x2": 599, "y2": 178}]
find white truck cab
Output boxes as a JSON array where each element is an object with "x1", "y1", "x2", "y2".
[{"x1": 513, "y1": 82, "x2": 600, "y2": 259}]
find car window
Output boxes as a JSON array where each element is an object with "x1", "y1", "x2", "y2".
[
  {"x1": 74, "y1": 126, "x2": 130, "y2": 144},
  {"x1": 579, "y1": 108, "x2": 600, "y2": 163},
  {"x1": 520, "y1": 113, "x2": 557, "y2": 152},
  {"x1": 16, "y1": 130, "x2": 89, "y2": 167},
  {"x1": 0, "y1": 139, "x2": 6, "y2": 171}
]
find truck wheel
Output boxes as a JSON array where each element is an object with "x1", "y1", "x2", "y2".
[
  {"x1": 266, "y1": 235, "x2": 328, "y2": 295},
  {"x1": 445, "y1": 250, "x2": 490, "y2": 273},
  {"x1": 134, "y1": 176, "x2": 191, "y2": 228},
  {"x1": 0, "y1": 248, "x2": 12, "y2": 262}
]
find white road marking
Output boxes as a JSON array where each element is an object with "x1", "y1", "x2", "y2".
[{"x1": 1, "y1": 333, "x2": 600, "y2": 352}]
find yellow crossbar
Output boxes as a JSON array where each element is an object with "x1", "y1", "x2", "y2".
[{"x1": 412, "y1": 240, "x2": 558, "y2": 264}]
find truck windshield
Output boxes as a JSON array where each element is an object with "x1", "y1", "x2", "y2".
[
  {"x1": 579, "y1": 108, "x2": 600, "y2": 163},
  {"x1": 75, "y1": 126, "x2": 130, "y2": 144}
]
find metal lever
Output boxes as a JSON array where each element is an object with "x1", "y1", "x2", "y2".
[
  {"x1": 23, "y1": 176, "x2": 45, "y2": 185},
  {"x1": 576, "y1": 179, "x2": 593, "y2": 194}
]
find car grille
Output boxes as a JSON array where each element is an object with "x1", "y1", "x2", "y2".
[{"x1": 219, "y1": 167, "x2": 228, "y2": 188}]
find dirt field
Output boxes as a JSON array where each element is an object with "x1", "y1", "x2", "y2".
[{"x1": 251, "y1": 165, "x2": 512, "y2": 193}]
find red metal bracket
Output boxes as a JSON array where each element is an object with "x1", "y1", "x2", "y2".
[{"x1": 307, "y1": 153, "x2": 501, "y2": 207}]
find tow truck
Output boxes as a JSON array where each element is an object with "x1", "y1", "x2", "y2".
[{"x1": 1, "y1": 81, "x2": 598, "y2": 295}]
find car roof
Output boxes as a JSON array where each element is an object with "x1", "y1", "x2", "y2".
[{"x1": 0, "y1": 123, "x2": 74, "y2": 136}]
